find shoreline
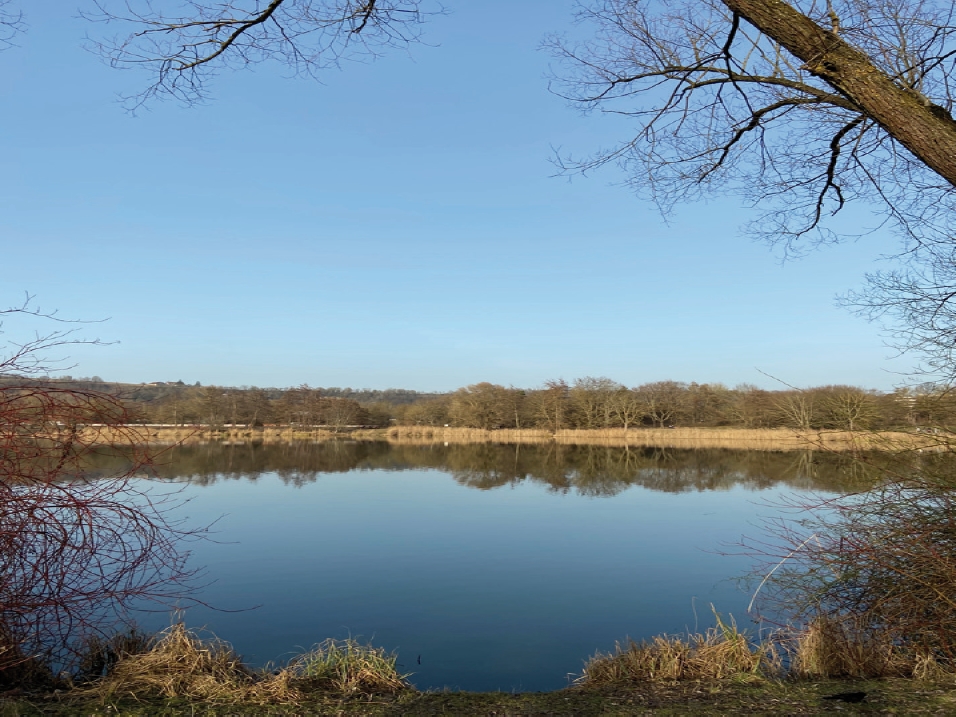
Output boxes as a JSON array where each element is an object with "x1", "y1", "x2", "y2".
[
  {"x1": 83, "y1": 425, "x2": 945, "y2": 452},
  {"x1": 11, "y1": 677, "x2": 956, "y2": 715}
]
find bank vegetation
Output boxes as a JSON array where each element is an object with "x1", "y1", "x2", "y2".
[
  {"x1": 17, "y1": 375, "x2": 956, "y2": 451},
  {"x1": 8, "y1": 615, "x2": 956, "y2": 715}
]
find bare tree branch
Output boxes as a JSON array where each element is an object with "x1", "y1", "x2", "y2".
[
  {"x1": 0, "y1": 293, "x2": 111, "y2": 378},
  {"x1": 545, "y1": 0, "x2": 956, "y2": 376},
  {"x1": 83, "y1": 0, "x2": 442, "y2": 109},
  {"x1": 0, "y1": 0, "x2": 24, "y2": 51}
]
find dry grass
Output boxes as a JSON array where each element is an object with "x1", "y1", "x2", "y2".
[
  {"x1": 85, "y1": 624, "x2": 410, "y2": 705},
  {"x1": 88, "y1": 623, "x2": 269, "y2": 702},
  {"x1": 386, "y1": 426, "x2": 553, "y2": 443},
  {"x1": 578, "y1": 613, "x2": 956, "y2": 690},
  {"x1": 578, "y1": 615, "x2": 775, "y2": 687},
  {"x1": 383, "y1": 426, "x2": 933, "y2": 452},
  {"x1": 789, "y1": 615, "x2": 954, "y2": 680},
  {"x1": 288, "y1": 638, "x2": 410, "y2": 695}
]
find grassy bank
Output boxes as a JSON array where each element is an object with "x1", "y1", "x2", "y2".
[
  {"x1": 84, "y1": 425, "x2": 942, "y2": 451},
  {"x1": 6, "y1": 618, "x2": 956, "y2": 715},
  {"x1": 9, "y1": 678, "x2": 956, "y2": 715}
]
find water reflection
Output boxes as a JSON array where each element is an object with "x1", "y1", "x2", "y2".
[
  {"x1": 119, "y1": 441, "x2": 947, "y2": 692},
  {"x1": 146, "y1": 440, "x2": 883, "y2": 494}
]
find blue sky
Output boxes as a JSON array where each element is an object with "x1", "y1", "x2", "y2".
[{"x1": 1, "y1": 1, "x2": 913, "y2": 391}]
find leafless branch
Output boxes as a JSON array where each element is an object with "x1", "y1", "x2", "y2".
[
  {"x1": 0, "y1": 0, "x2": 24, "y2": 50},
  {"x1": 0, "y1": 296, "x2": 205, "y2": 671},
  {"x1": 0, "y1": 294, "x2": 112, "y2": 378},
  {"x1": 83, "y1": 0, "x2": 441, "y2": 109}
]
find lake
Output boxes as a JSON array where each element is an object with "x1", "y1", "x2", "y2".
[{"x1": 129, "y1": 441, "x2": 866, "y2": 692}]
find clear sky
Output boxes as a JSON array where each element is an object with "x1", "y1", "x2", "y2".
[{"x1": 1, "y1": 1, "x2": 914, "y2": 392}]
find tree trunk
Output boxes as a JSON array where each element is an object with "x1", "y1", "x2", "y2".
[{"x1": 723, "y1": 0, "x2": 956, "y2": 187}]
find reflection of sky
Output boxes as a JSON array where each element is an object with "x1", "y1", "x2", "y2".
[{"x1": 137, "y1": 469, "x2": 800, "y2": 691}]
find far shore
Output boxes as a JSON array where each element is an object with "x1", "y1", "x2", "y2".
[{"x1": 81, "y1": 424, "x2": 948, "y2": 452}]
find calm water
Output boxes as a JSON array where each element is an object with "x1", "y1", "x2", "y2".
[{"x1": 128, "y1": 442, "x2": 867, "y2": 692}]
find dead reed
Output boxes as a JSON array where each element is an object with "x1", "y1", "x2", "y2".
[
  {"x1": 88, "y1": 623, "x2": 265, "y2": 702},
  {"x1": 81, "y1": 425, "x2": 341, "y2": 445},
  {"x1": 789, "y1": 615, "x2": 954, "y2": 680},
  {"x1": 80, "y1": 423, "x2": 941, "y2": 451},
  {"x1": 578, "y1": 615, "x2": 775, "y2": 686},
  {"x1": 384, "y1": 426, "x2": 931, "y2": 452}
]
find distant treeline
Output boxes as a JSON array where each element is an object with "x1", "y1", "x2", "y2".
[{"x1": 8, "y1": 376, "x2": 956, "y2": 432}]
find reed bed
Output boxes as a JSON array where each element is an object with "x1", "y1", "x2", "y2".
[
  {"x1": 80, "y1": 425, "x2": 342, "y2": 445},
  {"x1": 80, "y1": 424, "x2": 941, "y2": 451},
  {"x1": 383, "y1": 426, "x2": 934, "y2": 452}
]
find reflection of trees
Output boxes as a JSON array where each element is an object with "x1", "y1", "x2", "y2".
[{"x1": 128, "y1": 441, "x2": 897, "y2": 495}]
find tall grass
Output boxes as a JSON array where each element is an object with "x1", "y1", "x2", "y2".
[
  {"x1": 789, "y1": 615, "x2": 956, "y2": 680},
  {"x1": 0, "y1": 629, "x2": 58, "y2": 691},
  {"x1": 791, "y1": 615, "x2": 903, "y2": 679},
  {"x1": 76, "y1": 628, "x2": 155, "y2": 681},
  {"x1": 576, "y1": 613, "x2": 956, "y2": 689},
  {"x1": 578, "y1": 615, "x2": 774, "y2": 686},
  {"x1": 289, "y1": 638, "x2": 409, "y2": 695}
]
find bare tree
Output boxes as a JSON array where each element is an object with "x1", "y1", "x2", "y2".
[
  {"x1": 570, "y1": 376, "x2": 622, "y2": 428},
  {"x1": 546, "y1": 0, "x2": 956, "y2": 378},
  {"x1": 84, "y1": 0, "x2": 441, "y2": 109},
  {"x1": 775, "y1": 391, "x2": 817, "y2": 430},
  {"x1": 448, "y1": 382, "x2": 516, "y2": 430},
  {"x1": 850, "y1": 251, "x2": 956, "y2": 381},
  {"x1": 320, "y1": 396, "x2": 365, "y2": 431},
  {"x1": 532, "y1": 379, "x2": 571, "y2": 432},
  {"x1": 550, "y1": 0, "x2": 956, "y2": 247},
  {"x1": 633, "y1": 380, "x2": 686, "y2": 427},
  {"x1": 819, "y1": 385, "x2": 879, "y2": 429},
  {"x1": 608, "y1": 386, "x2": 642, "y2": 429},
  {"x1": 0, "y1": 298, "x2": 201, "y2": 677}
]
